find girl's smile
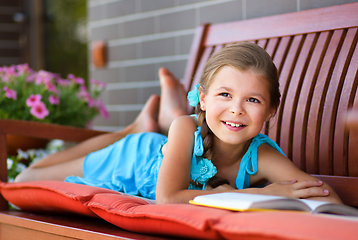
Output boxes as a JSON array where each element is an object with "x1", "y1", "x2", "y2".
[
  {"x1": 199, "y1": 66, "x2": 274, "y2": 148},
  {"x1": 222, "y1": 120, "x2": 246, "y2": 131}
]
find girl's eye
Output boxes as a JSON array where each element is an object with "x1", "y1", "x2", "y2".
[
  {"x1": 248, "y1": 98, "x2": 260, "y2": 103},
  {"x1": 219, "y1": 92, "x2": 230, "y2": 97}
]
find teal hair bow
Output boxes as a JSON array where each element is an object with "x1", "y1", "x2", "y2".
[{"x1": 187, "y1": 83, "x2": 200, "y2": 107}]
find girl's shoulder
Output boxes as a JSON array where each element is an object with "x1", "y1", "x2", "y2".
[
  {"x1": 256, "y1": 136, "x2": 289, "y2": 167},
  {"x1": 170, "y1": 115, "x2": 198, "y2": 132},
  {"x1": 251, "y1": 134, "x2": 284, "y2": 155}
]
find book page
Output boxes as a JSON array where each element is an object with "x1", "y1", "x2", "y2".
[
  {"x1": 299, "y1": 199, "x2": 329, "y2": 211},
  {"x1": 191, "y1": 193, "x2": 358, "y2": 216},
  {"x1": 191, "y1": 192, "x2": 309, "y2": 211}
]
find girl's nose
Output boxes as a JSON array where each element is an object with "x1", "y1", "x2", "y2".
[{"x1": 229, "y1": 101, "x2": 245, "y2": 115}]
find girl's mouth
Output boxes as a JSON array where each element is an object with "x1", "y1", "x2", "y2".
[{"x1": 223, "y1": 121, "x2": 246, "y2": 128}]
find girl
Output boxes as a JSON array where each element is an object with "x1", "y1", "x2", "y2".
[{"x1": 15, "y1": 43, "x2": 342, "y2": 204}]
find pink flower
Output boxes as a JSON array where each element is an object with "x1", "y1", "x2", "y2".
[
  {"x1": 57, "y1": 78, "x2": 71, "y2": 86},
  {"x1": 73, "y1": 77, "x2": 85, "y2": 85},
  {"x1": 77, "y1": 87, "x2": 91, "y2": 102},
  {"x1": 1, "y1": 75, "x2": 10, "y2": 83},
  {"x1": 67, "y1": 74, "x2": 75, "y2": 79},
  {"x1": 79, "y1": 85, "x2": 87, "y2": 91},
  {"x1": 35, "y1": 70, "x2": 54, "y2": 85},
  {"x1": 26, "y1": 94, "x2": 42, "y2": 107},
  {"x1": 16, "y1": 64, "x2": 31, "y2": 74},
  {"x1": 30, "y1": 101, "x2": 49, "y2": 119},
  {"x1": 96, "y1": 99, "x2": 109, "y2": 120},
  {"x1": 89, "y1": 98, "x2": 96, "y2": 107},
  {"x1": 49, "y1": 95, "x2": 60, "y2": 105},
  {"x1": 45, "y1": 82, "x2": 57, "y2": 93},
  {"x1": 78, "y1": 88, "x2": 95, "y2": 107},
  {"x1": 26, "y1": 74, "x2": 36, "y2": 82},
  {"x1": 35, "y1": 76, "x2": 51, "y2": 85},
  {"x1": 4, "y1": 65, "x2": 17, "y2": 77},
  {"x1": 68, "y1": 74, "x2": 84, "y2": 85},
  {"x1": 90, "y1": 79, "x2": 106, "y2": 89},
  {"x1": 3, "y1": 87, "x2": 17, "y2": 100}
]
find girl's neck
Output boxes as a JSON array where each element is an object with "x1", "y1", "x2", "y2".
[{"x1": 211, "y1": 137, "x2": 251, "y2": 167}]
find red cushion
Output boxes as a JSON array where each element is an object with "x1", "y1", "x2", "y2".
[
  {"x1": 213, "y1": 211, "x2": 358, "y2": 240},
  {"x1": 0, "y1": 181, "x2": 119, "y2": 217},
  {"x1": 1, "y1": 181, "x2": 358, "y2": 240},
  {"x1": 89, "y1": 193, "x2": 358, "y2": 240},
  {"x1": 88, "y1": 193, "x2": 225, "y2": 239}
]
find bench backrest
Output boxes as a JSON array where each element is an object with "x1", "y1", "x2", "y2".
[{"x1": 183, "y1": 2, "x2": 358, "y2": 206}]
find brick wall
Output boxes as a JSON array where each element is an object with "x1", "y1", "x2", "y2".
[{"x1": 88, "y1": 0, "x2": 357, "y2": 131}]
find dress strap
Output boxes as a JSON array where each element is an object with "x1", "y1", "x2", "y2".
[{"x1": 235, "y1": 133, "x2": 285, "y2": 189}]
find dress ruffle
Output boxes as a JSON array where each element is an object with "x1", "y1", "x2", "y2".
[{"x1": 189, "y1": 127, "x2": 217, "y2": 189}]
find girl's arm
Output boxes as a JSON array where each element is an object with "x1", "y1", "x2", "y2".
[
  {"x1": 156, "y1": 117, "x2": 341, "y2": 204},
  {"x1": 255, "y1": 144, "x2": 343, "y2": 204},
  {"x1": 156, "y1": 115, "x2": 199, "y2": 204}
]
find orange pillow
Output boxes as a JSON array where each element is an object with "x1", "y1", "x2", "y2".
[
  {"x1": 1, "y1": 180, "x2": 358, "y2": 240},
  {"x1": 88, "y1": 193, "x2": 226, "y2": 239},
  {"x1": 89, "y1": 193, "x2": 358, "y2": 240},
  {"x1": 0, "y1": 180, "x2": 119, "y2": 217},
  {"x1": 213, "y1": 211, "x2": 358, "y2": 240}
]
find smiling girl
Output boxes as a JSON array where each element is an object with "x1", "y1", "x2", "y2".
[{"x1": 156, "y1": 42, "x2": 342, "y2": 204}]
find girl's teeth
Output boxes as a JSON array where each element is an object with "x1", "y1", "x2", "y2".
[{"x1": 225, "y1": 121, "x2": 243, "y2": 127}]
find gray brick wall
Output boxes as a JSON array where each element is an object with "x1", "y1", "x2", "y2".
[{"x1": 88, "y1": 0, "x2": 358, "y2": 131}]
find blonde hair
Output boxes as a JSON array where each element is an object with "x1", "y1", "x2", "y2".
[{"x1": 196, "y1": 42, "x2": 281, "y2": 188}]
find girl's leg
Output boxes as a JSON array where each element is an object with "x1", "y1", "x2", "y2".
[
  {"x1": 15, "y1": 95, "x2": 161, "y2": 182},
  {"x1": 16, "y1": 157, "x2": 86, "y2": 182},
  {"x1": 157, "y1": 67, "x2": 188, "y2": 135},
  {"x1": 34, "y1": 95, "x2": 160, "y2": 168}
]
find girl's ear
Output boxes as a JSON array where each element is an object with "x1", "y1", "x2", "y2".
[
  {"x1": 266, "y1": 108, "x2": 277, "y2": 121},
  {"x1": 199, "y1": 86, "x2": 206, "y2": 111}
]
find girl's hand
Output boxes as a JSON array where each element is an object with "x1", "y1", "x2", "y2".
[
  {"x1": 262, "y1": 179, "x2": 330, "y2": 199},
  {"x1": 205, "y1": 184, "x2": 235, "y2": 192}
]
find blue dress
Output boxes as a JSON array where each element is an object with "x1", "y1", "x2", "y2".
[{"x1": 65, "y1": 128, "x2": 285, "y2": 200}]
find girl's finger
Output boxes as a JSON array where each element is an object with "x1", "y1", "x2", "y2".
[
  {"x1": 292, "y1": 180, "x2": 323, "y2": 190},
  {"x1": 293, "y1": 187, "x2": 329, "y2": 199}
]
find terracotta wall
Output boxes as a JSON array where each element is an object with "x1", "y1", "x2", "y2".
[{"x1": 88, "y1": 0, "x2": 358, "y2": 131}]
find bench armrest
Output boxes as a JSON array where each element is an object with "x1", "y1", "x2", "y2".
[{"x1": 0, "y1": 119, "x2": 108, "y2": 209}]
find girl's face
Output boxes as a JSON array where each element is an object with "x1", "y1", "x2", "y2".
[{"x1": 199, "y1": 66, "x2": 275, "y2": 147}]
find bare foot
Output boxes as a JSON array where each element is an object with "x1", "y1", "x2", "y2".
[
  {"x1": 125, "y1": 94, "x2": 161, "y2": 134},
  {"x1": 158, "y1": 67, "x2": 188, "y2": 135}
]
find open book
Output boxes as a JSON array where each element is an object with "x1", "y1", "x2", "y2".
[{"x1": 189, "y1": 192, "x2": 358, "y2": 216}]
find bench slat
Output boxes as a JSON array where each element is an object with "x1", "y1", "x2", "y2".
[
  {"x1": 267, "y1": 37, "x2": 291, "y2": 142},
  {"x1": 348, "y1": 84, "x2": 358, "y2": 176},
  {"x1": 319, "y1": 29, "x2": 348, "y2": 175},
  {"x1": 334, "y1": 28, "x2": 358, "y2": 176},
  {"x1": 323, "y1": 28, "x2": 358, "y2": 176},
  {"x1": 277, "y1": 35, "x2": 304, "y2": 153},
  {"x1": 205, "y1": 2, "x2": 358, "y2": 46},
  {"x1": 183, "y1": 24, "x2": 209, "y2": 93},
  {"x1": 293, "y1": 32, "x2": 329, "y2": 173},
  {"x1": 306, "y1": 30, "x2": 340, "y2": 174}
]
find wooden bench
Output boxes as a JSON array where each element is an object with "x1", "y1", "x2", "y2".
[{"x1": 1, "y1": 2, "x2": 358, "y2": 239}]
